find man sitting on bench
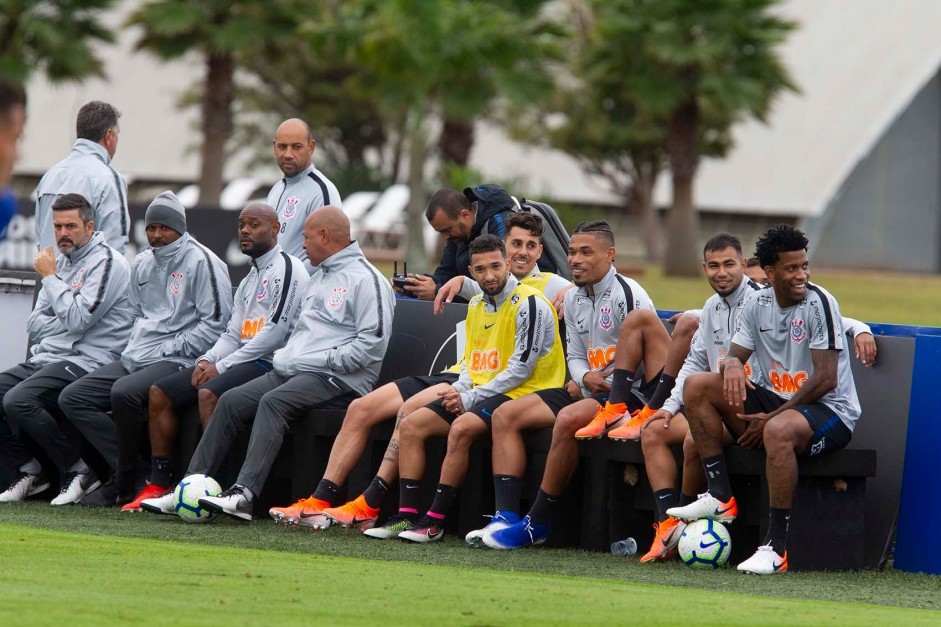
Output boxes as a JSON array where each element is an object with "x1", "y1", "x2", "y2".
[{"x1": 667, "y1": 224, "x2": 861, "y2": 575}]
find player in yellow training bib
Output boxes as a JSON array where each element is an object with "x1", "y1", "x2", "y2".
[{"x1": 365, "y1": 234, "x2": 565, "y2": 543}]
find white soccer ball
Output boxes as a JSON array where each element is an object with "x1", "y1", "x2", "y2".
[
  {"x1": 678, "y1": 519, "x2": 732, "y2": 569},
  {"x1": 173, "y1": 474, "x2": 222, "y2": 524}
]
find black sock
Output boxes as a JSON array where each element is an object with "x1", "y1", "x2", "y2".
[
  {"x1": 313, "y1": 479, "x2": 341, "y2": 506},
  {"x1": 653, "y1": 488, "x2": 678, "y2": 522},
  {"x1": 150, "y1": 456, "x2": 174, "y2": 488},
  {"x1": 494, "y1": 475, "x2": 523, "y2": 514},
  {"x1": 398, "y1": 478, "x2": 422, "y2": 521},
  {"x1": 426, "y1": 484, "x2": 456, "y2": 521},
  {"x1": 679, "y1": 492, "x2": 697, "y2": 507},
  {"x1": 528, "y1": 489, "x2": 559, "y2": 526},
  {"x1": 647, "y1": 374, "x2": 677, "y2": 410},
  {"x1": 765, "y1": 508, "x2": 791, "y2": 554},
  {"x1": 362, "y1": 476, "x2": 390, "y2": 509},
  {"x1": 702, "y1": 455, "x2": 732, "y2": 502},
  {"x1": 607, "y1": 369, "x2": 636, "y2": 406}
]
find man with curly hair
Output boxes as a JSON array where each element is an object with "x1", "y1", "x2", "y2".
[{"x1": 667, "y1": 224, "x2": 861, "y2": 575}]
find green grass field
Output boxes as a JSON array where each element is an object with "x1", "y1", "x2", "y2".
[{"x1": 0, "y1": 503, "x2": 938, "y2": 626}]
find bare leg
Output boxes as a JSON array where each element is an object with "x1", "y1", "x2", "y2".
[
  {"x1": 438, "y1": 413, "x2": 490, "y2": 487},
  {"x1": 682, "y1": 372, "x2": 749, "y2": 458},
  {"x1": 196, "y1": 388, "x2": 219, "y2": 430},
  {"x1": 680, "y1": 422, "x2": 734, "y2": 496},
  {"x1": 664, "y1": 314, "x2": 699, "y2": 376},
  {"x1": 374, "y1": 383, "x2": 452, "y2": 484},
  {"x1": 641, "y1": 413, "x2": 690, "y2": 492},
  {"x1": 613, "y1": 309, "x2": 671, "y2": 383},
  {"x1": 540, "y1": 399, "x2": 600, "y2": 494},
  {"x1": 398, "y1": 407, "x2": 453, "y2": 482},
  {"x1": 763, "y1": 411, "x2": 813, "y2": 509},
  {"x1": 491, "y1": 394, "x2": 556, "y2": 477},
  {"x1": 148, "y1": 385, "x2": 177, "y2": 459},
  {"x1": 321, "y1": 382, "x2": 405, "y2": 485}
]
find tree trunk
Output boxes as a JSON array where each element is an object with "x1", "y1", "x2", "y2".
[
  {"x1": 635, "y1": 157, "x2": 663, "y2": 264},
  {"x1": 438, "y1": 118, "x2": 475, "y2": 167},
  {"x1": 663, "y1": 99, "x2": 701, "y2": 277},
  {"x1": 197, "y1": 52, "x2": 234, "y2": 206},
  {"x1": 404, "y1": 109, "x2": 429, "y2": 271}
]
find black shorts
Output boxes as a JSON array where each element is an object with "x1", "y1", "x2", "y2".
[
  {"x1": 742, "y1": 385, "x2": 852, "y2": 456},
  {"x1": 425, "y1": 393, "x2": 511, "y2": 427},
  {"x1": 534, "y1": 388, "x2": 608, "y2": 415},
  {"x1": 152, "y1": 360, "x2": 271, "y2": 411},
  {"x1": 394, "y1": 372, "x2": 460, "y2": 401}
]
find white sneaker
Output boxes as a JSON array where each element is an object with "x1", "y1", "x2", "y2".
[
  {"x1": 0, "y1": 472, "x2": 50, "y2": 503},
  {"x1": 666, "y1": 492, "x2": 738, "y2": 523},
  {"x1": 465, "y1": 511, "x2": 521, "y2": 547},
  {"x1": 141, "y1": 488, "x2": 177, "y2": 515},
  {"x1": 199, "y1": 487, "x2": 253, "y2": 521},
  {"x1": 50, "y1": 472, "x2": 100, "y2": 506},
  {"x1": 737, "y1": 545, "x2": 788, "y2": 575}
]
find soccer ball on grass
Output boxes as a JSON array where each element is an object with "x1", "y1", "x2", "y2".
[
  {"x1": 678, "y1": 518, "x2": 731, "y2": 569},
  {"x1": 173, "y1": 474, "x2": 222, "y2": 524}
]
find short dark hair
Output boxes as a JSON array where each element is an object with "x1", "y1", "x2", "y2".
[
  {"x1": 76, "y1": 101, "x2": 120, "y2": 142},
  {"x1": 52, "y1": 193, "x2": 94, "y2": 225},
  {"x1": 506, "y1": 212, "x2": 543, "y2": 238},
  {"x1": 573, "y1": 220, "x2": 615, "y2": 247},
  {"x1": 425, "y1": 188, "x2": 471, "y2": 221},
  {"x1": 755, "y1": 224, "x2": 808, "y2": 268},
  {"x1": 0, "y1": 79, "x2": 26, "y2": 122},
  {"x1": 746, "y1": 257, "x2": 761, "y2": 268},
  {"x1": 469, "y1": 234, "x2": 506, "y2": 259},
  {"x1": 703, "y1": 233, "x2": 742, "y2": 257}
]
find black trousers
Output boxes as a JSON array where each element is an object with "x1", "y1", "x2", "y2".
[
  {"x1": 59, "y1": 360, "x2": 185, "y2": 474},
  {"x1": 0, "y1": 361, "x2": 87, "y2": 475}
]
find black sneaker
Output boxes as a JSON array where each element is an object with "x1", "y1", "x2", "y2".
[{"x1": 80, "y1": 476, "x2": 120, "y2": 508}]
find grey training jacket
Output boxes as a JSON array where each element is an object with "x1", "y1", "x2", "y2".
[
  {"x1": 121, "y1": 233, "x2": 233, "y2": 372},
  {"x1": 272, "y1": 241, "x2": 395, "y2": 397},
  {"x1": 34, "y1": 139, "x2": 130, "y2": 253},
  {"x1": 27, "y1": 231, "x2": 134, "y2": 372},
  {"x1": 199, "y1": 245, "x2": 307, "y2": 373},
  {"x1": 265, "y1": 164, "x2": 342, "y2": 269}
]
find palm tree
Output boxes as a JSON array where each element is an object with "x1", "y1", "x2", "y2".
[
  {"x1": 314, "y1": 0, "x2": 561, "y2": 269},
  {"x1": 128, "y1": 0, "x2": 300, "y2": 205},
  {"x1": 614, "y1": 0, "x2": 798, "y2": 276},
  {"x1": 0, "y1": 0, "x2": 115, "y2": 83}
]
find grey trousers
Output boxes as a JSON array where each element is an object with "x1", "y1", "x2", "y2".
[
  {"x1": 59, "y1": 360, "x2": 185, "y2": 473},
  {"x1": 187, "y1": 371, "x2": 356, "y2": 495},
  {"x1": 0, "y1": 361, "x2": 87, "y2": 474}
]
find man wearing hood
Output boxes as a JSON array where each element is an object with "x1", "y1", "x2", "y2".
[
  {"x1": 0, "y1": 194, "x2": 133, "y2": 504},
  {"x1": 142, "y1": 207, "x2": 395, "y2": 521},
  {"x1": 34, "y1": 101, "x2": 129, "y2": 253},
  {"x1": 120, "y1": 202, "x2": 307, "y2": 512},
  {"x1": 266, "y1": 118, "x2": 342, "y2": 271},
  {"x1": 58, "y1": 191, "x2": 232, "y2": 507}
]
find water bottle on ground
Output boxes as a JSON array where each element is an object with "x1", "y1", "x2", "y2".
[{"x1": 611, "y1": 537, "x2": 637, "y2": 555}]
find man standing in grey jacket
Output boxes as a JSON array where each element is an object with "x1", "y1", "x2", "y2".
[
  {"x1": 0, "y1": 194, "x2": 133, "y2": 505},
  {"x1": 143, "y1": 206, "x2": 395, "y2": 521},
  {"x1": 34, "y1": 101, "x2": 129, "y2": 253},
  {"x1": 59, "y1": 191, "x2": 232, "y2": 507},
  {"x1": 266, "y1": 118, "x2": 342, "y2": 270},
  {"x1": 120, "y1": 202, "x2": 307, "y2": 512}
]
